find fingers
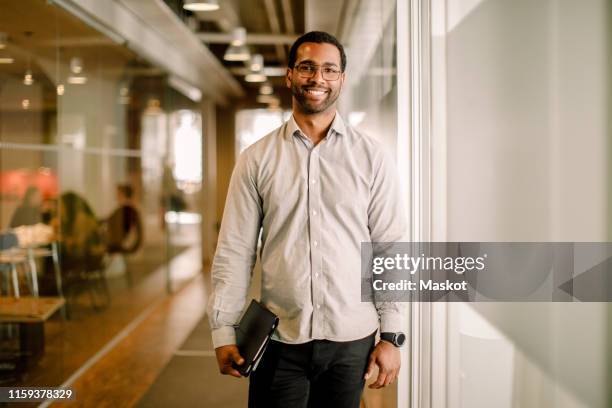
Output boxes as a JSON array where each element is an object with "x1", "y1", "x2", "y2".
[
  {"x1": 384, "y1": 369, "x2": 397, "y2": 386},
  {"x1": 231, "y1": 349, "x2": 245, "y2": 366},
  {"x1": 224, "y1": 366, "x2": 243, "y2": 378},
  {"x1": 369, "y1": 371, "x2": 388, "y2": 389},
  {"x1": 368, "y1": 367, "x2": 400, "y2": 389},
  {"x1": 216, "y1": 345, "x2": 245, "y2": 378}
]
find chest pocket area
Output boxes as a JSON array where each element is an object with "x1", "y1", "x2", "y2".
[
  {"x1": 322, "y1": 164, "x2": 368, "y2": 215},
  {"x1": 260, "y1": 169, "x2": 305, "y2": 217}
]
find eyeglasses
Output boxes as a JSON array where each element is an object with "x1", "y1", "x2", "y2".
[{"x1": 294, "y1": 63, "x2": 342, "y2": 81}]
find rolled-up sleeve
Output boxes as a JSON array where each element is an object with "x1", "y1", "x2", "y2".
[
  {"x1": 367, "y1": 148, "x2": 409, "y2": 334},
  {"x1": 207, "y1": 152, "x2": 262, "y2": 348}
]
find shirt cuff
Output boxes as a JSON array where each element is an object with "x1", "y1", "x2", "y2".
[
  {"x1": 212, "y1": 326, "x2": 237, "y2": 349},
  {"x1": 379, "y1": 311, "x2": 403, "y2": 333}
]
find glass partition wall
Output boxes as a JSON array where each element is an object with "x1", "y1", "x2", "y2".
[
  {"x1": 338, "y1": 1, "x2": 405, "y2": 407},
  {"x1": 0, "y1": 0, "x2": 202, "y2": 387},
  {"x1": 426, "y1": 0, "x2": 612, "y2": 407}
]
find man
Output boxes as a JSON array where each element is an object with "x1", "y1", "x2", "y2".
[{"x1": 209, "y1": 31, "x2": 407, "y2": 407}]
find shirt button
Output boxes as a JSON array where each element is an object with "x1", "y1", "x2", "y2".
[
  {"x1": 315, "y1": 273, "x2": 319, "y2": 278},
  {"x1": 312, "y1": 210, "x2": 317, "y2": 216},
  {"x1": 311, "y1": 179, "x2": 317, "y2": 184},
  {"x1": 316, "y1": 304, "x2": 321, "y2": 309},
  {"x1": 313, "y1": 241, "x2": 318, "y2": 247}
]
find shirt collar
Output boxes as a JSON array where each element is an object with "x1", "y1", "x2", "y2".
[{"x1": 286, "y1": 112, "x2": 347, "y2": 141}]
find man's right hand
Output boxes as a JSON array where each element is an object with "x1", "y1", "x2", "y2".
[{"x1": 215, "y1": 345, "x2": 245, "y2": 378}]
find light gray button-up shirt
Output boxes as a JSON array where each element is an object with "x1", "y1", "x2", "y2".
[{"x1": 208, "y1": 113, "x2": 407, "y2": 348}]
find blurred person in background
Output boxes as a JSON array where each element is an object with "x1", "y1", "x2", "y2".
[
  {"x1": 56, "y1": 191, "x2": 105, "y2": 270},
  {"x1": 10, "y1": 186, "x2": 42, "y2": 228},
  {"x1": 103, "y1": 184, "x2": 142, "y2": 254}
]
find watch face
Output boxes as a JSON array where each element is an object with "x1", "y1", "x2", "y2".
[{"x1": 395, "y1": 333, "x2": 406, "y2": 346}]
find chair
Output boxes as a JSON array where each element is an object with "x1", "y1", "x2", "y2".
[
  {"x1": 60, "y1": 244, "x2": 110, "y2": 314},
  {"x1": 0, "y1": 232, "x2": 27, "y2": 297},
  {"x1": 21, "y1": 242, "x2": 64, "y2": 299}
]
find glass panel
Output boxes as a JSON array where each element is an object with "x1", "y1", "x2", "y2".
[
  {"x1": 0, "y1": 0, "x2": 202, "y2": 387},
  {"x1": 431, "y1": 0, "x2": 611, "y2": 407},
  {"x1": 340, "y1": 1, "x2": 400, "y2": 407}
]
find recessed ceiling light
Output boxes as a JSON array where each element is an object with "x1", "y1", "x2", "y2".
[
  {"x1": 0, "y1": 57, "x2": 14, "y2": 64},
  {"x1": 183, "y1": 0, "x2": 220, "y2": 12}
]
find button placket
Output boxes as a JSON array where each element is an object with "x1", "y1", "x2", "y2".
[{"x1": 308, "y1": 145, "x2": 324, "y2": 338}]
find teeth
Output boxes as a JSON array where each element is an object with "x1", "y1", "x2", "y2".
[{"x1": 306, "y1": 89, "x2": 325, "y2": 96}]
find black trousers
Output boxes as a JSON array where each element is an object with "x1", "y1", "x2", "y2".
[{"x1": 248, "y1": 332, "x2": 376, "y2": 408}]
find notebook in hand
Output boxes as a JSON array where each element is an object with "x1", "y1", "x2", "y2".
[{"x1": 233, "y1": 299, "x2": 279, "y2": 377}]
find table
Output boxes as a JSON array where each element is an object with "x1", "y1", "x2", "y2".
[{"x1": 0, "y1": 296, "x2": 65, "y2": 365}]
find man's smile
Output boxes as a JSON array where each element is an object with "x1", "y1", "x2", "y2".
[{"x1": 302, "y1": 87, "x2": 329, "y2": 99}]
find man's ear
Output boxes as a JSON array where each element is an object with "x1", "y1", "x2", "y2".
[
  {"x1": 337, "y1": 71, "x2": 346, "y2": 91},
  {"x1": 286, "y1": 68, "x2": 292, "y2": 88}
]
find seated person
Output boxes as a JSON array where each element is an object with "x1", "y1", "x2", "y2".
[
  {"x1": 10, "y1": 186, "x2": 42, "y2": 228},
  {"x1": 102, "y1": 184, "x2": 142, "y2": 254},
  {"x1": 56, "y1": 191, "x2": 105, "y2": 271}
]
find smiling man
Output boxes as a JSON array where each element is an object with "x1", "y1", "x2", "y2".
[{"x1": 209, "y1": 31, "x2": 407, "y2": 408}]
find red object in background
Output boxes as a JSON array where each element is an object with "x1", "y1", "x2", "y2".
[{"x1": 0, "y1": 169, "x2": 58, "y2": 199}]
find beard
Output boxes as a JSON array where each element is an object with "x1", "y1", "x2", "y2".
[{"x1": 291, "y1": 81, "x2": 341, "y2": 114}]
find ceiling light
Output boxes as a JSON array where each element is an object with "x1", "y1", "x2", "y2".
[
  {"x1": 183, "y1": 0, "x2": 220, "y2": 11},
  {"x1": 22, "y1": 99, "x2": 30, "y2": 110},
  {"x1": 245, "y1": 72, "x2": 267, "y2": 83},
  {"x1": 70, "y1": 57, "x2": 83, "y2": 74},
  {"x1": 245, "y1": 54, "x2": 266, "y2": 82},
  {"x1": 57, "y1": 84, "x2": 65, "y2": 95},
  {"x1": 259, "y1": 83, "x2": 273, "y2": 95},
  {"x1": 0, "y1": 33, "x2": 7, "y2": 49},
  {"x1": 230, "y1": 27, "x2": 247, "y2": 46},
  {"x1": 224, "y1": 27, "x2": 250, "y2": 61},
  {"x1": 118, "y1": 87, "x2": 130, "y2": 104},
  {"x1": 24, "y1": 70, "x2": 33, "y2": 86},
  {"x1": 224, "y1": 44, "x2": 250, "y2": 61},
  {"x1": 0, "y1": 57, "x2": 14, "y2": 64},
  {"x1": 68, "y1": 76, "x2": 87, "y2": 85},
  {"x1": 249, "y1": 54, "x2": 263, "y2": 71}
]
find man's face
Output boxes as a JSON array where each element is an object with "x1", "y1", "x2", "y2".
[{"x1": 286, "y1": 42, "x2": 345, "y2": 115}]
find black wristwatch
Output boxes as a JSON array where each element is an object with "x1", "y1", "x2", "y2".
[{"x1": 380, "y1": 332, "x2": 406, "y2": 347}]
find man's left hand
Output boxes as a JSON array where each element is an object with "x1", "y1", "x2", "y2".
[{"x1": 364, "y1": 340, "x2": 401, "y2": 389}]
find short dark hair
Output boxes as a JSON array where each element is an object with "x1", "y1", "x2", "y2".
[{"x1": 288, "y1": 31, "x2": 347, "y2": 72}]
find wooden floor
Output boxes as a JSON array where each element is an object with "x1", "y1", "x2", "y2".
[
  {"x1": 49, "y1": 269, "x2": 209, "y2": 407},
  {"x1": 2, "y1": 239, "x2": 396, "y2": 407}
]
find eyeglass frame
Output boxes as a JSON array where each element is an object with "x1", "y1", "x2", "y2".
[{"x1": 293, "y1": 62, "x2": 343, "y2": 81}]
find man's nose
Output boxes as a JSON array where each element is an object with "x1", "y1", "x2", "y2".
[{"x1": 310, "y1": 68, "x2": 326, "y2": 83}]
